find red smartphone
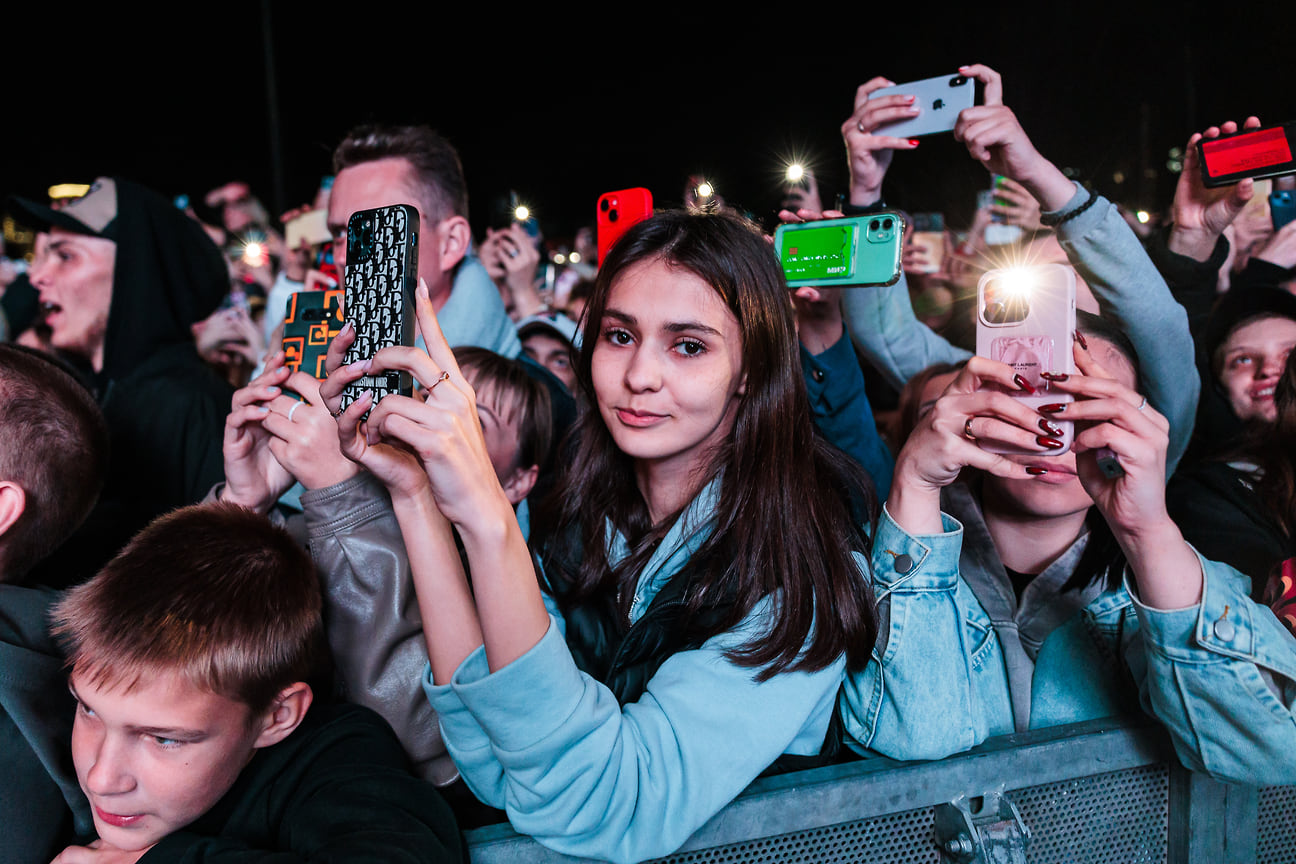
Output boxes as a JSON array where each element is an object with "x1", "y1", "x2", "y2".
[
  {"x1": 1198, "y1": 122, "x2": 1296, "y2": 188},
  {"x1": 597, "y1": 188, "x2": 652, "y2": 265}
]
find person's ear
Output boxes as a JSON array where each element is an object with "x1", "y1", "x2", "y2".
[
  {"x1": 500, "y1": 463, "x2": 540, "y2": 506},
  {"x1": 252, "y1": 682, "x2": 313, "y2": 749},
  {"x1": 0, "y1": 482, "x2": 27, "y2": 542},
  {"x1": 436, "y1": 215, "x2": 471, "y2": 274}
]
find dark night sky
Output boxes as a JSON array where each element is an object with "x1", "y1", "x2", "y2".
[{"x1": 6, "y1": 5, "x2": 1295, "y2": 244}]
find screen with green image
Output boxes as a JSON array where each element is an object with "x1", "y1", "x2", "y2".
[{"x1": 779, "y1": 223, "x2": 857, "y2": 281}]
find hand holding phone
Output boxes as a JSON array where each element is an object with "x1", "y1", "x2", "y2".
[
  {"x1": 1167, "y1": 118, "x2": 1263, "y2": 261},
  {"x1": 974, "y1": 264, "x2": 1077, "y2": 456},
  {"x1": 867, "y1": 72, "x2": 975, "y2": 139},
  {"x1": 842, "y1": 76, "x2": 923, "y2": 206}
]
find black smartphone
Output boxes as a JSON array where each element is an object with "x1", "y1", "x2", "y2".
[
  {"x1": 339, "y1": 204, "x2": 419, "y2": 416},
  {"x1": 1198, "y1": 122, "x2": 1296, "y2": 188}
]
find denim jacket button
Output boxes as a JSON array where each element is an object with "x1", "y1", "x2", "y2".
[
  {"x1": 1213, "y1": 619, "x2": 1236, "y2": 642},
  {"x1": 811, "y1": 368, "x2": 825, "y2": 383},
  {"x1": 893, "y1": 553, "x2": 914, "y2": 574}
]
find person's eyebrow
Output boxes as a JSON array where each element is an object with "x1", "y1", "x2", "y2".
[
  {"x1": 602, "y1": 308, "x2": 721, "y2": 337},
  {"x1": 128, "y1": 723, "x2": 208, "y2": 741},
  {"x1": 46, "y1": 239, "x2": 71, "y2": 251}
]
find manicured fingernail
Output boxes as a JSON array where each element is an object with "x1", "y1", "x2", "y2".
[
  {"x1": 256, "y1": 405, "x2": 270, "y2": 414},
  {"x1": 1041, "y1": 371, "x2": 1069, "y2": 382},
  {"x1": 1014, "y1": 374, "x2": 1037, "y2": 394},
  {"x1": 341, "y1": 320, "x2": 354, "y2": 335},
  {"x1": 1037, "y1": 436, "x2": 1063, "y2": 448},
  {"x1": 1040, "y1": 419, "x2": 1063, "y2": 436},
  {"x1": 347, "y1": 359, "x2": 369, "y2": 372},
  {"x1": 908, "y1": 139, "x2": 920, "y2": 146},
  {"x1": 905, "y1": 95, "x2": 916, "y2": 103},
  {"x1": 1040, "y1": 403, "x2": 1068, "y2": 414},
  {"x1": 417, "y1": 278, "x2": 430, "y2": 299},
  {"x1": 267, "y1": 386, "x2": 280, "y2": 395},
  {"x1": 1025, "y1": 466, "x2": 1048, "y2": 476},
  {"x1": 1073, "y1": 330, "x2": 1089, "y2": 350}
]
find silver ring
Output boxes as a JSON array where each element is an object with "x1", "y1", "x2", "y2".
[
  {"x1": 964, "y1": 417, "x2": 978, "y2": 441},
  {"x1": 1136, "y1": 396, "x2": 1148, "y2": 411},
  {"x1": 857, "y1": 120, "x2": 866, "y2": 133},
  {"x1": 287, "y1": 401, "x2": 301, "y2": 422}
]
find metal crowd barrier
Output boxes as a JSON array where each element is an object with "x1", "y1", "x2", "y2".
[{"x1": 464, "y1": 717, "x2": 1296, "y2": 863}]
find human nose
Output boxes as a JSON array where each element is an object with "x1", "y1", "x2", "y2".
[
  {"x1": 623, "y1": 344, "x2": 663, "y2": 392},
  {"x1": 82, "y1": 730, "x2": 136, "y2": 797},
  {"x1": 1258, "y1": 351, "x2": 1287, "y2": 379}
]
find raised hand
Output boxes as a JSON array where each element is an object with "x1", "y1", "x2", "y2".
[
  {"x1": 1167, "y1": 117, "x2": 1262, "y2": 261},
  {"x1": 841, "y1": 77, "x2": 921, "y2": 206}
]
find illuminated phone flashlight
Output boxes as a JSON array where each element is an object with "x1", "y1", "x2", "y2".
[
  {"x1": 1135, "y1": 210, "x2": 1151, "y2": 224},
  {"x1": 983, "y1": 266, "x2": 1034, "y2": 325},
  {"x1": 785, "y1": 163, "x2": 805, "y2": 183},
  {"x1": 695, "y1": 181, "x2": 714, "y2": 199},
  {"x1": 241, "y1": 234, "x2": 268, "y2": 268},
  {"x1": 514, "y1": 205, "x2": 530, "y2": 222}
]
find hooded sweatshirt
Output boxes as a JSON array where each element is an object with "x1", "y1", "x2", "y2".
[{"x1": 31, "y1": 179, "x2": 233, "y2": 587}]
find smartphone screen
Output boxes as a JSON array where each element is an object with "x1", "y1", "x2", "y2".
[{"x1": 1200, "y1": 124, "x2": 1296, "y2": 187}]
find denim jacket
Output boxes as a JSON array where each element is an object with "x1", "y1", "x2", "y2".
[
  {"x1": 841, "y1": 487, "x2": 1141, "y2": 762},
  {"x1": 1130, "y1": 553, "x2": 1296, "y2": 785}
]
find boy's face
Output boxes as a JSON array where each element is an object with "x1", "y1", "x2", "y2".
[{"x1": 70, "y1": 666, "x2": 271, "y2": 851}]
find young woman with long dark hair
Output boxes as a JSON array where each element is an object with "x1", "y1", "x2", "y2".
[{"x1": 321, "y1": 209, "x2": 879, "y2": 863}]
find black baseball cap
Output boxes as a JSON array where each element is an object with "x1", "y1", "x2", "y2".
[{"x1": 7, "y1": 177, "x2": 120, "y2": 241}]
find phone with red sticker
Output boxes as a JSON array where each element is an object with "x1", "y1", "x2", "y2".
[
  {"x1": 1198, "y1": 122, "x2": 1296, "y2": 188},
  {"x1": 975, "y1": 263, "x2": 1076, "y2": 456},
  {"x1": 596, "y1": 188, "x2": 652, "y2": 265}
]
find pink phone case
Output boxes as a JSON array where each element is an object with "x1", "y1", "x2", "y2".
[{"x1": 975, "y1": 264, "x2": 1077, "y2": 456}]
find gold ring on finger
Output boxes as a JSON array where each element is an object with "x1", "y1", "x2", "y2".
[
  {"x1": 964, "y1": 417, "x2": 978, "y2": 441},
  {"x1": 427, "y1": 370, "x2": 451, "y2": 392}
]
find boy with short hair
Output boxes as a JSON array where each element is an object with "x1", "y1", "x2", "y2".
[{"x1": 49, "y1": 501, "x2": 463, "y2": 862}]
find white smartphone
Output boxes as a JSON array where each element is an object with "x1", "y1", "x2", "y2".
[
  {"x1": 869, "y1": 73, "x2": 975, "y2": 138},
  {"x1": 975, "y1": 263, "x2": 1077, "y2": 456}
]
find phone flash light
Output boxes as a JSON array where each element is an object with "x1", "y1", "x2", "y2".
[
  {"x1": 1136, "y1": 210, "x2": 1151, "y2": 224},
  {"x1": 569, "y1": 251, "x2": 582, "y2": 264},
  {"x1": 514, "y1": 205, "x2": 531, "y2": 221},
  {"x1": 997, "y1": 268, "x2": 1034, "y2": 298},
  {"x1": 696, "y1": 182, "x2": 714, "y2": 199},
  {"x1": 243, "y1": 241, "x2": 266, "y2": 267},
  {"x1": 786, "y1": 164, "x2": 805, "y2": 182}
]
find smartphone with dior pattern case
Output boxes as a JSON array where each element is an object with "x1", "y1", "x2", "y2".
[{"x1": 338, "y1": 204, "x2": 419, "y2": 417}]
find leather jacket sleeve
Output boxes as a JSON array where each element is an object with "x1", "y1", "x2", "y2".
[{"x1": 302, "y1": 473, "x2": 459, "y2": 787}]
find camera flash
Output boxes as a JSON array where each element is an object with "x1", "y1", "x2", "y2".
[
  {"x1": 696, "y1": 182, "x2": 714, "y2": 199},
  {"x1": 514, "y1": 205, "x2": 530, "y2": 221},
  {"x1": 786, "y1": 164, "x2": 805, "y2": 182}
]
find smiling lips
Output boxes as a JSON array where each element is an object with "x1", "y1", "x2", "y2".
[{"x1": 95, "y1": 806, "x2": 145, "y2": 828}]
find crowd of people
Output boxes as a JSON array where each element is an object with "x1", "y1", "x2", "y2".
[{"x1": 1, "y1": 62, "x2": 1294, "y2": 863}]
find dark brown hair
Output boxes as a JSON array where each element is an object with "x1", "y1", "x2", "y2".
[
  {"x1": 536, "y1": 209, "x2": 878, "y2": 679},
  {"x1": 453, "y1": 346, "x2": 553, "y2": 474},
  {"x1": 1255, "y1": 349, "x2": 1296, "y2": 539},
  {"x1": 333, "y1": 124, "x2": 469, "y2": 223},
  {"x1": 52, "y1": 502, "x2": 325, "y2": 713},
  {"x1": 0, "y1": 344, "x2": 108, "y2": 581}
]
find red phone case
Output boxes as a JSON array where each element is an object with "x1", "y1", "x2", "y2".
[{"x1": 597, "y1": 188, "x2": 653, "y2": 265}]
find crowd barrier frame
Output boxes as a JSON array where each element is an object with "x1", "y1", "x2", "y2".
[{"x1": 464, "y1": 717, "x2": 1295, "y2": 863}]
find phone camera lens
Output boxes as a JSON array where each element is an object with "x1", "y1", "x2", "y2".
[
  {"x1": 609, "y1": 209, "x2": 619, "y2": 223},
  {"x1": 600, "y1": 199, "x2": 609, "y2": 212},
  {"x1": 882, "y1": 218, "x2": 893, "y2": 230},
  {"x1": 951, "y1": 75, "x2": 968, "y2": 86},
  {"x1": 870, "y1": 219, "x2": 880, "y2": 231}
]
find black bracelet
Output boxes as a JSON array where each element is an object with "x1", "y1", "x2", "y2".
[{"x1": 1039, "y1": 185, "x2": 1098, "y2": 228}]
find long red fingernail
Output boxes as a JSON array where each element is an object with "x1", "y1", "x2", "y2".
[
  {"x1": 1026, "y1": 466, "x2": 1048, "y2": 475},
  {"x1": 909, "y1": 139, "x2": 920, "y2": 146},
  {"x1": 1037, "y1": 436, "x2": 1063, "y2": 448},
  {"x1": 1041, "y1": 371, "x2": 1069, "y2": 382},
  {"x1": 1014, "y1": 374, "x2": 1037, "y2": 394},
  {"x1": 1040, "y1": 419, "x2": 1063, "y2": 436},
  {"x1": 1040, "y1": 403, "x2": 1067, "y2": 413},
  {"x1": 1074, "y1": 330, "x2": 1089, "y2": 350}
]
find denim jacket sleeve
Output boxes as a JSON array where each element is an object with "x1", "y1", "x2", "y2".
[
  {"x1": 302, "y1": 473, "x2": 460, "y2": 788},
  {"x1": 840, "y1": 506, "x2": 1012, "y2": 761},
  {"x1": 1049, "y1": 183, "x2": 1197, "y2": 475},
  {"x1": 423, "y1": 595, "x2": 846, "y2": 864},
  {"x1": 1126, "y1": 552, "x2": 1296, "y2": 785}
]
